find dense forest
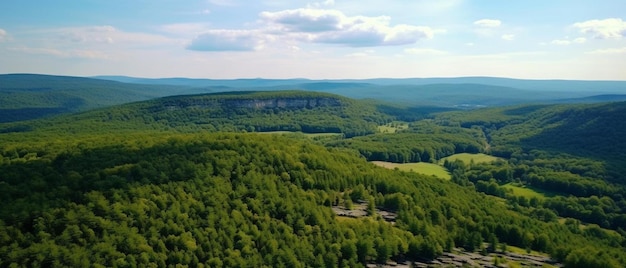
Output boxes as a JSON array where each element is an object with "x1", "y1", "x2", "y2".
[
  {"x1": 1, "y1": 89, "x2": 626, "y2": 267},
  {"x1": 327, "y1": 120, "x2": 485, "y2": 163},
  {"x1": 1, "y1": 133, "x2": 624, "y2": 267}
]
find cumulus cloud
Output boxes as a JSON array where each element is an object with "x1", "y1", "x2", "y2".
[
  {"x1": 474, "y1": 19, "x2": 501, "y2": 28},
  {"x1": 261, "y1": 8, "x2": 435, "y2": 47},
  {"x1": 260, "y1": 8, "x2": 344, "y2": 32},
  {"x1": 573, "y1": 18, "x2": 626, "y2": 39},
  {"x1": 0, "y1": 28, "x2": 7, "y2": 41},
  {"x1": 187, "y1": 30, "x2": 264, "y2": 51}
]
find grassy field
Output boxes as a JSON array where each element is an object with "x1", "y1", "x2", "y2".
[
  {"x1": 371, "y1": 161, "x2": 451, "y2": 180},
  {"x1": 439, "y1": 153, "x2": 501, "y2": 164},
  {"x1": 377, "y1": 122, "x2": 409, "y2": 133},
  {"x1": 501, "y1": 183, "x2": 552, "y2": 199}
]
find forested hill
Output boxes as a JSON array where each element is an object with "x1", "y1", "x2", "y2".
[
  {"x1": 5, "y1": 74, "x2": 626, "y2": 123},
  {"x1": 2, "y1": 91, "x2": 391, "y2": 137},
  {"x1": 1, "y1": 132, "x2": 624, "y2": 267},
  {"x1": 436, "y1": 101, "x2": 626, "y2": 181},
  {"x1": 0, "y1": 74, "x2": 191, "y2": 123}
]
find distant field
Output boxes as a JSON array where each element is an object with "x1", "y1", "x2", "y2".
[
  {"x1": 256, "y1": 131, "x2": 343, "y2": 138},
  {"x1": 440, "y1": 153, "x2": 501, "y2": 164},
  {"x1": 371, "y1": 161, "x2": 451, "y2": 180},
  {"x1": 377, "y1": 122, "x2": 409, "y2": 133},
  {"x1": 501, "y1": 183, "x2": 551, "y2": 199}
]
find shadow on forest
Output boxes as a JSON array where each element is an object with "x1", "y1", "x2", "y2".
[{"x1": 519, "y1": 102, "x2": 626, "y2": 180}]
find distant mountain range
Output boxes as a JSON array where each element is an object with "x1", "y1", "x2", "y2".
[
  {"x1": 95, "y1": 75, "x2": 626, "y2": 93},
  {"x1": 2, "y1": 73, "x2": 626, "y2": 122}
]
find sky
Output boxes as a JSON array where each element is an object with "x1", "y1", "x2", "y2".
[{"x1": 0, "y1": 0, "x2": 625, "y2": 80}]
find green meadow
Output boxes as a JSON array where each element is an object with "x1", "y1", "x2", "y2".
[
  {"x1": 440, "y1": 153, "x2": 501, "y2": 164},
  {"x1": 502, "y1": 183, "x2": 553, "y2": 199},
  {"x1": 371, "y1": 161, "x2": 451, "y2": 180}
]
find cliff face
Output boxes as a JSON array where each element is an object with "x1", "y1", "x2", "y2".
[
  {"x1": 160, "y1": 97, "x2": 343, "y2": 111},
  {"x1": 224, "y1": 97, "x2": 342, "y2": 109}
]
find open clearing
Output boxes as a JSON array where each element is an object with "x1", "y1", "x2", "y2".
[
  {"x1": 440, "y1": 153, "x2": 501, "y2": 164},
  {"x1": 371, "y1": 161, "x2": 451, "y2": 180},
  {"x1": 501, "y1": 183, "x2": 551, "y2": 199}
]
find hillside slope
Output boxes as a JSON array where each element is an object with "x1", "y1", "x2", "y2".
[
  {"x1": 0, "y1": 74, "x2": 190, "y2": 122},
  {"x1": 1, "y1": 91, "x2": 391, "y2": 137},
  {"x1": 1, "y1": 132, "x2": 623, "y2": 267}
]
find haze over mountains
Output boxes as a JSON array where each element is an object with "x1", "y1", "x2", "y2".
[{"x1": 2, "y1": 73, "x2": 626, "y2": 123}]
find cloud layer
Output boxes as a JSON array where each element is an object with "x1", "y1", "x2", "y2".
[
  {"x1": 573, "y1": 18, "x2": 626, "y2": 39},
  {"x1": 263, "y1": 9, "x2": 435, "y2": 46},
  {"x1": 186, "y1": 8, "x2": 436, "y2": 51}
]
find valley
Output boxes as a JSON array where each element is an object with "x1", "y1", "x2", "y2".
[{"x1": 1, "y1": 75, "x2": 626, "y2": 267}]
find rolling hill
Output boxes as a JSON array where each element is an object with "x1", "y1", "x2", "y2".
[
  {"x1": 1, "y1": 85, "x2": 626, "y2": 267},
  {"x1": 4, "y1": 74, "x2": 626, "y2": 123},
  {"x1": 0, "y1": 91, "x2": 391, "y2": 138},
  {"x1": 0, "y1": 74, "x2": 196, "y2": 122}
]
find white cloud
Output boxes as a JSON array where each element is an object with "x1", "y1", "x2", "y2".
[
  {"x1": 501, "y1": 34, "x2": 515, "y2": 41},
  {"x1": 586, "y1": 47, "x2": 626, "y2": 55},
  {"x1": 187, "y1": 30, "x2": 265, "y2": 51},
  {"x1": 550, "y1": 37, "x2": 586, "y2": 45},
  {"x1": 0, "y1": 28, "x2": 6, "y2": 41},
  {"x1": 404, "y1": 48, "x2": 448, "y2": 55},
  {"x1": 261, "y1": 8, "x2": 435, "y2": 47},
  {"x1": 573, "y1": 18, "x2": 626, "y2": 39},
  {"x1": 474, "y1": 19, "x2": 501, "y2": 28},
  {"x1": 260, "y1": 9, "x2": 345, "y2": 32}
]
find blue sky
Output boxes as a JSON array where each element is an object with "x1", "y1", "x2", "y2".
[{"x1": 0, "y1": 0, "x2": 625, "y2": 79}]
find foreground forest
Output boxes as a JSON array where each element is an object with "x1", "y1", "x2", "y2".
[{"x1": 1, "y1": 90, "x2": 626, "y2": 267}]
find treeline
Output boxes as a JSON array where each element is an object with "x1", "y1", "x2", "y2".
[
  {"x1": 1, "y1": 133, "x2": 624, "y2": 267},
  {"x1": 327, "y1": 122, "x2": 485, "y2": 163}
]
